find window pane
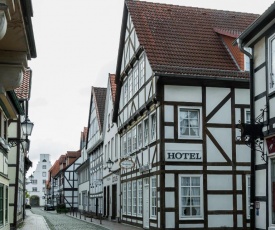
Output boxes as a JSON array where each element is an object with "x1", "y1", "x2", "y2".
[{"x1": 180, "y1": 176, "x2": 201, "y2": 218}]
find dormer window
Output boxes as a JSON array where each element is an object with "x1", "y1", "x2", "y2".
[{"x1": 268, "y1": 33, "x2": 275, "y2": 93}]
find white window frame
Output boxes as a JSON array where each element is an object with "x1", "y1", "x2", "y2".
[
  {"x1": 246, "y1": 175, "x2": 250, "y2": 219},
  {"x1": 268, "y1": 33, "x2": 275, "y2": 93},
  {"x1": 122, "y1": 183, "x2": 127, "y2": 214},
  {"x1": 245, "y1": 109, "x2": 250, "y2": 124},
  {"x1": 150, "y1": 112, "x2": 156, "y2": 142},
  {"x1": 139, "y1": 55, "x2": 145, "y2": 86},
  {"x1": 123, "y1": 135, "x2": 127, "y2": 157},
  {"x1": 137, "y1": 179, "x2": 143, "y2": 216},
  {"x1": 132, "y1": 181, "x2": 137, "y2": 215},
  {"x1": 144, "y1": 118, "x2": 149, "y2": 146},
  {"x1": 178, "y1": 107, "x2": 202, "y2": 139},
  {"x1": 150, "y1": 176, "x2": 157, "y2": 219},
  {"x1": 124, "y1": 80, "x2": 128, "y2": 106},
  {"x1": 127, "y1": 131, "x2": 132, "y2": 155},
  {"x1": 127, "y1": 182, "x2": 132, "y2": 215},
  {"x1": 128, "y1": 72, "x2": 133, "y2": 99},
  {"x1": 137, "y1": 122, "x2": 143, "y2": 149},
  {"x1": 179, "y1": 175, "x2": 203, "y2": 220},
  {"x1": 133, "y1": 64, "x2": 139, "y2": 94},
  {"x1": 132, "y1": 126, "x2": 137, "y2": 152}
]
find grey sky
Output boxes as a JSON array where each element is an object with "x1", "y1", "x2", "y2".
[{"x1": 27, "y1": 0, "x2": 274, "y2": 174}]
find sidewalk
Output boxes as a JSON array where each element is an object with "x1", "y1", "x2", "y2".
[
  {"x1": 20, "y1": 209, "x2": 49, "y2": 230},
  {"x1": 66, "y1": 211, "x2": 142, "y2": 230}
]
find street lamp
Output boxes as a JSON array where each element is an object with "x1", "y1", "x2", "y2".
[
  {"x1": 106, "y1": 158, "x2": 114, "y2": 172},
  {"x1": 8, "y1": 116, "x2": 34, "y2": 147},
  {"x1": 21, "y1": 117, "x2": 34, "y2": 136}
]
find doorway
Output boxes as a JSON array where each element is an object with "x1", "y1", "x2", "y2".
[{"x1": 112, "y1": 184, "x2": 117, "y2": 219}]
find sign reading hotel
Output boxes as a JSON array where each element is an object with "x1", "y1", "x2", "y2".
[
  {"x1": 120, "y1": 159, "x2": 135, "y2": 169},
  {"x1": 165, "y1": 150, "x2": 202, "y2": 162}
]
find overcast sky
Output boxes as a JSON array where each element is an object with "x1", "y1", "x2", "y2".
[{"x1": 27, "y1": 0, "x2": 274, "y2": 175}]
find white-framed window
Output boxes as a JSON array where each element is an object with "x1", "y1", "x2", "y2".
[
  {"x1": 127, "y1": 182, "x2": 132, "y2": 215},
  {"x1": 151, "y1": 176, "x2": 157, "y2": 218},
  {"x1": 132, "y1": 126, "x2": 137, "y2": 152},
  {"x1": 104, "y1": 144, "x2": 107, "y2": 162},
  {"x1": 133, "y1": 65, "x2": 139, "y2": 94},
  {"x1": 246, "y1": 175, "x2": 250, "y2": 219},
  {"x1": 179, "y1": 175, "x2": 203, "y2": 219},
  {"x1": 42, "y1": 172, "x2": 46, "y2": 177},
  {"x1": 123, "y1": 183, "x2": 127, "y2": 214},
  {"x1": 123, "y1": 135, "x2": 127, "y2": 156},
  {"x1": 268, "y1": 33, "x2": 275, "y2": 93},
  {"x1": 150, "y1": 113, "x2": 156, "y2": 142},
  {"x1": 137, "y1": 179, "x2": 143, "y2": 216},
  {"x1": 245, "y1": 109, "x2": 251, "y2": 124},
  {"x1": 137, "y1": 122, "x2": 143, "y2": 149},
  {"x1": 107, "y1": 141, "x2": 110, "y2": 160},
  {"x1": 178, "y1": 107, "x2": 201, "y2": 139},
  {"x1": 128, "y1": 73, "x2": 133, "y2": 99},
  {"x1": 139, "y1": 55, "x2": 145, "y2": 86},
  {"x1": 127, "y1": 131, "x2": 132, "y2": 155},
  {"x1": 32, "y1": 187, "x2": 37, "y2": 192},
  {"x1": 124, "y1": 80, "x2": 128, "y2": 106},
  {"x1": 108, "y1": 113, "x2": 110, "y2": 129},
  {"x1": 132, "y1": 181, "x2": 137, "y2": 215},
  {"x1": 144, "y1": 118, "x2": 149, "y2": 146},
  {"x1": 42, "y1": 165, "x2": 46, "y2": 169},
  {"x1": 111, "y1": 138, "x2": 114, "y2": 161}
]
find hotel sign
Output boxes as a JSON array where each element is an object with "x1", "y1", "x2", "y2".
[
  {"x1": 165, "y1": 150, "x2": 202, "y2": 162},
  {"x1": 120, "y1": 159, "x2": 135, "y2": 169}
]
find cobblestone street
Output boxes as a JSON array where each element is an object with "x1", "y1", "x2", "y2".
[{"x1": 22, "y1": 208, "x2": 108, "y2": 230}]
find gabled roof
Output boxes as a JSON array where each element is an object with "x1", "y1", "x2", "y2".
[
  {"x1": 14, "y1": 68, "x2": 32, "y2": 100},
  {"x1": 49, "y1": 160, "x2": 61, "y2": 178},
  {"x1": 92, "y1": 87, "x2": 107, "y2": 132},
  {"x1": 117, "y1": 1, "x2": 258, "y2": 79},
  {"x1": 109, "y1": 74, "x2": 116, "y2": 103}
]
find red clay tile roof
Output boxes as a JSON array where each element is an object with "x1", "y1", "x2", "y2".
[
  {"x1": 109, "y1": 74, "x2": 116, "y2": 103},
  {"x1": 59, "y1": 155, "x2": 66, "y2": 164},
  {"x1": 213, "y1": 28, "x2": 241, "y2": 38},
  {"x1": 14, "y1": 68, "x2": 31, "y2": 100},
  {"x1": 48, "y1": 160, "x2": 60, "y2": 178},
  {"x1": 125, "y1": 0, "x2": 259, "y2": 79},
  {"x1": 66, "y1": 150, "x2": 81, "y2": 158},
  {"x1": 93, "y1": 87, "x2": 107, "y2": 132}
]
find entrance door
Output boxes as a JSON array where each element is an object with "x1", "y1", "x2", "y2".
[
  {"x1": 107, "y1": 186, "x2": 110, "y2": 218},
  {"x1": 95, "y1": 198, "x2": 98, "y2": 216},
  {"x1": 112, "y1": 184, "x2": 117, "y2": 219},
  {"x1": 143, "y1": 179, "x2": 150, "y2": 229}
]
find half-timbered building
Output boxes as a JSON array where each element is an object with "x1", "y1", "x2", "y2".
[
  {"x1": 87, "y1": 87, "x2": 106, "y2": 216},
  {"x1": 112, "y1": 1, "x2": 258, "y2": 229},
  {"x1": 54, "y1": 151, "x2": 81, "y2": 209},
  {"x1": 9, "y1": 69, "x2": 33, "y2": 228},
  {"x1": 236, "y1": 3, "x2": 275, "y2": 230},
  {"x1": 75, "y1": 127, "x2": 89, "y2": 212},
  {"x1": 0, "y1": 0, "x2": 36, "y2": 228},
  {"x1": 102, "y1": 74, "x2": 121, "y2": 221}
]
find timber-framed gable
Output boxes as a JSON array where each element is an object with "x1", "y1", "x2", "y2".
[{"x1": 112, "y1": 1, "x2": 258, "y2": 229}]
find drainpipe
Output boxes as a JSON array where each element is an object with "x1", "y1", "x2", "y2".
[{"x1": 237, "y1": 38, "x2": 255, "y2": 230}]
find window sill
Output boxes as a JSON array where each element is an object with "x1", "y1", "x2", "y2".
[{"x1": 180, "y1": 217, "x2": 204, "y2": 220}]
